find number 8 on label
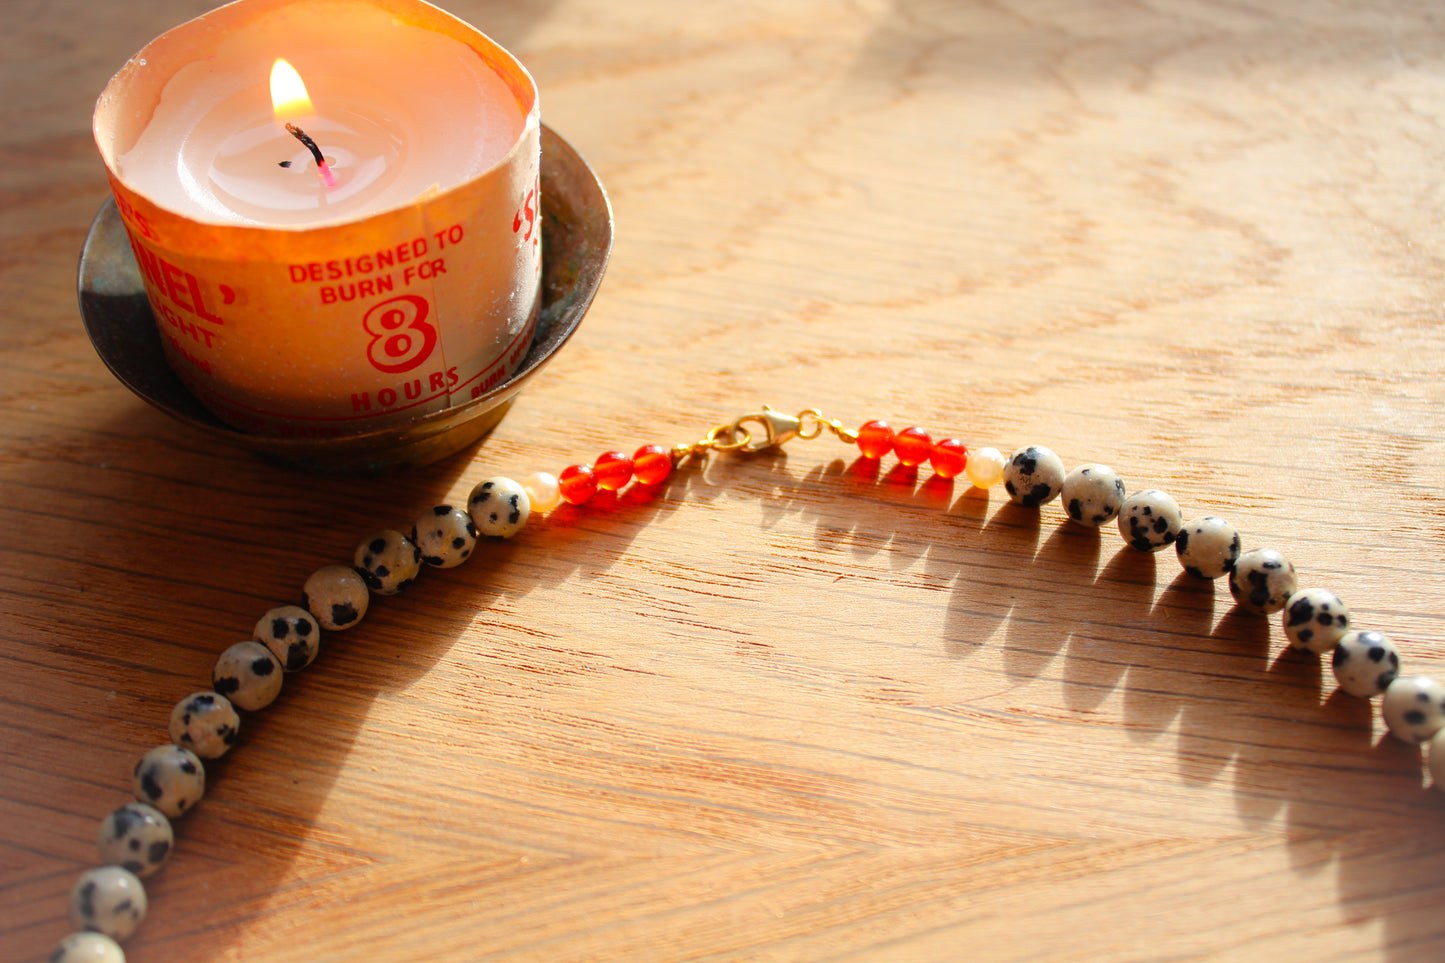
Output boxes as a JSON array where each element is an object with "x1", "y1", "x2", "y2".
[{"x1": 362, "y1": 295, "x2": 437, "y2": 374}]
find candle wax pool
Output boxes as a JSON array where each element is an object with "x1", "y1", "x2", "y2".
[{"x1": 116, "y1": 4, "x2": 524, "y2": 226}]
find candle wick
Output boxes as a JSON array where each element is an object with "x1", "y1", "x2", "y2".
[{"x1": 285, "y1": 123, "x2": 337, "y2": 188}]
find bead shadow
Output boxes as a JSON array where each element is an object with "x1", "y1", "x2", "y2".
[
  {"x1": 740, "y1": 453, "x2": 1445, "y2": 962},
  {"x1": 1121, "y1": 570, "x2": 1217, "y2": 742},
  {"x1": 1057, "y1": 538, "x2": 1140, "y2": 712},
  {"x1": 21, "y1": 393, "x2": 1445, "y2": 961}
]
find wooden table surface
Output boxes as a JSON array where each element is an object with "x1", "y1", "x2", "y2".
[{"x1": 4, "y1": 1, "x2": 1445, "y2": 960}]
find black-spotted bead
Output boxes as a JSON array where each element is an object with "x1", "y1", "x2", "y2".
[
  {"x1": 353, "y1": 530, "x2": 421, "y2": 595},
  {"x1": 1228, "y1": 548, "x2": 1297, "y2": 615},
  {"x1": 96, "y1": 802, "x2": 172, "y2": 878},
  {"x1": 303, "y1": 564, "x2": 369, "y2": 631},
  {"x1": 1118, "y1": 490, "x2": 1184, "y2": 553},
  {"x1": 1061, "y1": 464, "x2": 1126, "y2": 526},
  {"x1": 254, "y1": 605, "x2": 321, "y2": 671},
  {"x1": 1382, "y1": 675, "x2": 1445, "y2": 744},
  {"x1": 1175, "y1": 516, "x2": 1240, "y2": 579},
  {"x1": 1332, "y1": 630, "x2": 1401, "y2": 698},
  {"x1": 212, "y1": 641, "x2": 283, "y2": 711},
  {"x1": 468, "y1": 477, "x2": 531, "y2": 538},
  {"x1": 1281, "y1": 588, "x2": 1350, "y2": 654},
  {"x1": 67, "y1": 867, "x2": 146, "y2": 941},
  {"x1": 411, "y1": 504, "x2": 479, "y2": 568},
  {"x1": 1001, "y1": 446, "x2": 1065, "y2": 508},
  {"x1": 50, "y1": 931, "x2": 126, "y2": 962},
  {"x1": 131, "y1": 745, "x2": 204, "y2": 818},
  {"x1": 168, "y1": 691, "x2": 240, "y2": 759}
]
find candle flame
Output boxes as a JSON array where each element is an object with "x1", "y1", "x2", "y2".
[{"x1": 270, "y1": 59, "x2": 313, "y2": 120}]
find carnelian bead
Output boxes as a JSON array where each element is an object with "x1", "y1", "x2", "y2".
[
  {"x1": 930, "y1": 438, "x2": 969, "y2": 479},
  {"x1": 632, "y1": 444, "x2": 673, "y2": 486},
  {"x1": 893, "y1": 427, "x2": 934, "y2": 467},
  {"x1": 558, "y1": 464, "x2": 598, "y2": 505},
  {"x1": 593, "y1": 451, "x2": 634, "y2": 491},
  {"x1": 856, "y1": 420, "x2": 895, "y2": 460}
]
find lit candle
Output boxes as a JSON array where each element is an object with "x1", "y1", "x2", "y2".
[
  {"x1": 271, "y1": 61, "x2": 339, "y2": 190},
  {"x1": 94, "y1": 0, "x2": 542, "y2": 438}
]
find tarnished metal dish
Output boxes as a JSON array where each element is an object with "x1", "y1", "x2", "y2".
[{"x1": 78, "y1": 124, "x2": 611, "y2": 472}]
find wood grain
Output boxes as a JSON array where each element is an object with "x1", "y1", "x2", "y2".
[{"x1": 3, "y1": 0, "x2": 1445, "y2": 960}]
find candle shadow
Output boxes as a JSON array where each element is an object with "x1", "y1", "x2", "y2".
[{"x1": 18, "y1": 383, "x2": 725, "y2": 957}]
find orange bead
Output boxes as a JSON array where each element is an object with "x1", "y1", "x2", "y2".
[
  {"x1": 593, "y1": 451, "x2": 634, "y2": 491},
  {"x1": 893, "y1": 427, "x2": 933, "y2": 467},
  {"x1": 856, "y1": 420, "x2": 894, "y2": 460},
  {"x1": 930, "y1": 438, "x2": 969, "y2": 479},
  {"x1": 632, "y1": 444, "x2": 673, "y2": 486},
  {"x1": 558, "y1": 464, "x2": 597, "y2": 505}
]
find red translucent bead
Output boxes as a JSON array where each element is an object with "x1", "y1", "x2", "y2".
[
  {"x1": 930, "y1": 438, "x2": 969, "y2": 479},
  {"x1": 558, "y1": 464, "x2": 598, "y2": 505},
  {"x1": 856, "y1": 420, "x2": 895, "y2": 460},
  {"x1": 632, "y1": 444, "x2": 673, "y2": 486},
  {"x1": 893, "y1": 427, "x2": 934, "y2": 467},
  {"x1": 593, "y1": 451, "x2": 634, "y2": 491}
]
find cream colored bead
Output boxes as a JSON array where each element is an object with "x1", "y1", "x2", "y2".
[
  {"x1": 522, "y1": 472, "x2": 562, "y2": 512},
  {"x1": 963, "y1": 447, "x2": 1006, "y2": 489}
]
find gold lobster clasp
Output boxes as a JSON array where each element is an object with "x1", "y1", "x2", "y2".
[
  {"x1": 673, "y1": 405, "x2": 856, "y2": 462},
  {"x1": 729, "y1": 405, "x2": 802, "y2": 452}
]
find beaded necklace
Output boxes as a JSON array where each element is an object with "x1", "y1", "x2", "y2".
[{"x1": 46, "y1": 406, "x2": 1445, "y2": 962}]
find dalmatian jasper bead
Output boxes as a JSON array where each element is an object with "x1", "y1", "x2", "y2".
[
  {"x1": 1227, "y1": 548, "x2": 1297, "y2": 615},
  {"x1": 96, "y1": 802, "x2": 172, "y2": 878},
  {"x1": 1175, "y1": 516, "x2": 1241, "y2": 579},
  {"x1": 254, "y1": 605, "x2": 321, "y2": 671},
  {"x1": 1331, "y1": 630, "x2": 1401, "y2": 698},
  {"x1": 167, "y1": 691, "x2": 240, "y2": 759},
  {"x1": 212, "y1": 641, "x2": 283, "y2": 712},
  {"x1": 469, "y1": 476, "x2": 532, "y2": 538},
  {"x1": 1002, "y1": 446, "x2": 1065, "y2": 508},
  {"x1": 964, "y1": 446, "x2": 1007, "y2": 489},
  {"x1": 68, "y1": 866, "x2": 146, "y2": 941},
  {"x1": 1117, "y1": 490, "x2": 1183, "y2": 553},
  {"x1": 353, "y1": 529, "x2": 421, "y2": 595},
  {"x1": 1281, "y1": 588, "x2": 1351, "y2": 654},
  {"x1": 411, "y1": 504, "x2": 478, "y2": 568},
  {"x1": 1061, "y1": 464, "x2": 1126, "y2": 526},
  {"x1": 50, "y1": 931, "x2": 127, "y2": 963},
  {"x1": 1382, "y1": 675, "x2": 1445, "y2": 744},
  {"x1": 303, "y1": 564, "x2": 369, "y2": 631},
  {"x1": 132, "y1": 745, "x2": 204, "y2": 818}
]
